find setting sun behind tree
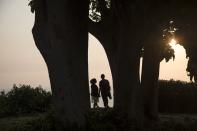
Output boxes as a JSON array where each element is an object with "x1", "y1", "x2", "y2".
[{"x1": 169, "y1": 39, "x2": 183, "y2": 53}]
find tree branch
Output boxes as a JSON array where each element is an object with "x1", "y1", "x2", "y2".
[
  {"x1": 97, "y1": 0, "x2": 110, "y2": 19},
  {"x1": 88, "y1": 18, "x2": 103, "y2": 41},
  {"x1": 34, "y1": 0, "x2": 47, "y2": 27}
]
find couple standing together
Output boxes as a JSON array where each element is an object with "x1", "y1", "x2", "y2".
[{"x1": 90, "y1": 74, "x2": 112, "y2": 108}]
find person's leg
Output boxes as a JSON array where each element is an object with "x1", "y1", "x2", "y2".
[
  {"x1": 93, "y1": 97, "x2": 97, "y2": 108},
  {"x1": 102, "y1": 96, "x2": 108, "y2": 108},
  {"x1": 93, "y1": 102, "x2": 96, "y2": 108},
  {"x1": 104, "y1": 97, "x2": 109, "y2": 108},
  {"x1": 101, "y1": 96, "x2": 105, "y2": 107},
  {"x1": 95, "y1": 97, "x2": 99, "y2": 108}
]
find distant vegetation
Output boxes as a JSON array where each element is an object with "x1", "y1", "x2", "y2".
[
  {"x1": 0, "y1": 80, "x2": 197, "y2": 118},
  {"x1": 0, "y1": 84, "x2": 51, "y2": 118},
  {"x1": 159, "y1": 80, "x2": 197, "y2": 114}
]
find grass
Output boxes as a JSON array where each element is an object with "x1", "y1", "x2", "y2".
[
  {"x1": 0, "y1": 113, "x2": 54, "y2": 131},
  {"x1": 1, "y1": 111, "x2": 197, "y2": 131}
]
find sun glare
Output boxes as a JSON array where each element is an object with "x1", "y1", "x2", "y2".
[
  {"x1": 169, "y1": 39, "x2": 177, "y2": 49},
  {"x1": 168, "y1": 39, "x2": 184, "y2": 54}
]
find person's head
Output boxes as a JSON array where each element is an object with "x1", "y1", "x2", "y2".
[
  {"x1": 101, "y1": 74, "x2": 105, "y2": 79},
  {"x1": 90, "y1": 78, "x2": 97, "y2": 84}
]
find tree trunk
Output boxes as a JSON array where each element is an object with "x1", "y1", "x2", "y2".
[
  {"x1": 32, "y1": 0, "x2": 90, "y2": 127},
  {"x1": 111, "y1": 20, "x2": 141, "y2": 119},
  {"x1": 89, "y1": 0, "x2": 143, "y2": 120},
  {"x1": 89, "y1": 18, "x2": 142, "y2": 120},
  {"x1": 141, "y1": 33, "x2": 162, "y2": 121}
]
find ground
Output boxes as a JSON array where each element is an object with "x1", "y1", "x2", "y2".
[{"x1": 1, "y1": 113, "x2": 197, "y2": 131}]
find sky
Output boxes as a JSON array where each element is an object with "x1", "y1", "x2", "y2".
[{"x1": 0, "y1": 0, "x2": 190, "y2": 94}]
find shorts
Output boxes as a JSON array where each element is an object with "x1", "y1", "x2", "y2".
[{"x1": 91, "y1": 96, "x2": 99, "y2": 103}]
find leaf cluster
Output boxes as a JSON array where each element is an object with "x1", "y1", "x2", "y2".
[
  {"x1": 28, "y1": 0, "x2": 37, "y2": 13},
  {"x1": 89, "y1": 0, "x2": 101, "y2": 22},
  {"x1": 0, "y1": 84, "x2": 51, "y2": 118}
]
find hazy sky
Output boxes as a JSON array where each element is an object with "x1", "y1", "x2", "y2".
[{"x1": 0, "y1": 0, "x2": 190, "y2": 92}]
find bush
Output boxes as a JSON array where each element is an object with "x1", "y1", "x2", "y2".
[
  {"x1": 158, "y1": 79, "x2": 197, "y2": 114},
  {"x1": 0, "y1": 84, "x2": 51, "y2": 118}
]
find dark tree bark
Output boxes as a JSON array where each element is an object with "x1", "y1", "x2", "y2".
[
  {"x1": 89, "y1": 0, "x2": 143, "y2": 120},
  {"x1": 140, "y1": 27, "x2": 166, "y2": 122},
  {"x1": 139, "y1": 1, "x2": 175, "y2": 122},
  {"x1": 32, "y1": 0, "x2": 90, "y2": 127}
]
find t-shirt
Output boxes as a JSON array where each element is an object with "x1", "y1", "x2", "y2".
[
  {"x1": 99, "y1": 79, "x2": 110, "y2": 96},
  {"x1": 91, "y1": 84, "x2": 99, "y2": 97}
]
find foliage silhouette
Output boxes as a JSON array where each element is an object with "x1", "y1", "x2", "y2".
[
  {"x1": 0, "y1": 84, "x2": 51, "y2": 117},
  {"x1": 159, "y1": 80, "x2": 197, "y2": 114}
]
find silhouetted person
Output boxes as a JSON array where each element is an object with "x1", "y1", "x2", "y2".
[
  {"x1": 187, "y1": 58, "x2": 196, "y2": 82},
  {"x1": 99, "y1": 74, "x2": 111, "y2": 108},
  {"x1": 90, "y1": 78, "x2": 100, "y2": 108}
]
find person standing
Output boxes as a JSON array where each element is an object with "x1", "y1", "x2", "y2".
[
  {"x1": 99, "y1": 74, "x2": 111, "y2": 108},
  {"x1": 90, "y1": 78, "x2": 100, "y2": 108}
]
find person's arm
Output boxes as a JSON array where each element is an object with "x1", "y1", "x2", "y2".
[
  {"x1": 90, "y1": 85, "x2": 93, "y2": 96},
  {"x1": 99, "y1": 82, "x2": 101, "y2": 95},
  {"x1": 96, "y1": 85, "x2": 100, "y2": 97},
  {"x1": 107, "y1": 80, "x2": 111, "y2": 91},
  {"x1": 107, "y1": 80, "x2": 112, "y2": 99}
]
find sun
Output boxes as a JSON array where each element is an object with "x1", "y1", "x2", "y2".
[
  {"x1": 169, "y1": 39, "x2": 177, "y2": 49},
  {"x1": 169, "y1": 39, "x2": 184, "y2": 54}
]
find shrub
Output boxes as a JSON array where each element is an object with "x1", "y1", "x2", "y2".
[
  {"x1": 0, "y1": 84, "x2": 51, "y2": 117},
  {"x1": 158, "y1": 80, "x2": 197, "y2": 113}
]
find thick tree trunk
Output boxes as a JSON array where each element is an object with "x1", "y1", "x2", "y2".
[
  {"x1": 32, "y1": 0, "x2": 89, "y2": 127},
  {"x1": 89, "y1": 20, "x2": 142, "y2": 120},
  {"x1": 141, "y1": 33, "x2": 162, "y2": 121},
  {"x1": 89, "y1": 0, "x2": 143, "y2": 120},
  {"x1": 112, "y1": 20, "x2": 141, "y2": 119}
]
